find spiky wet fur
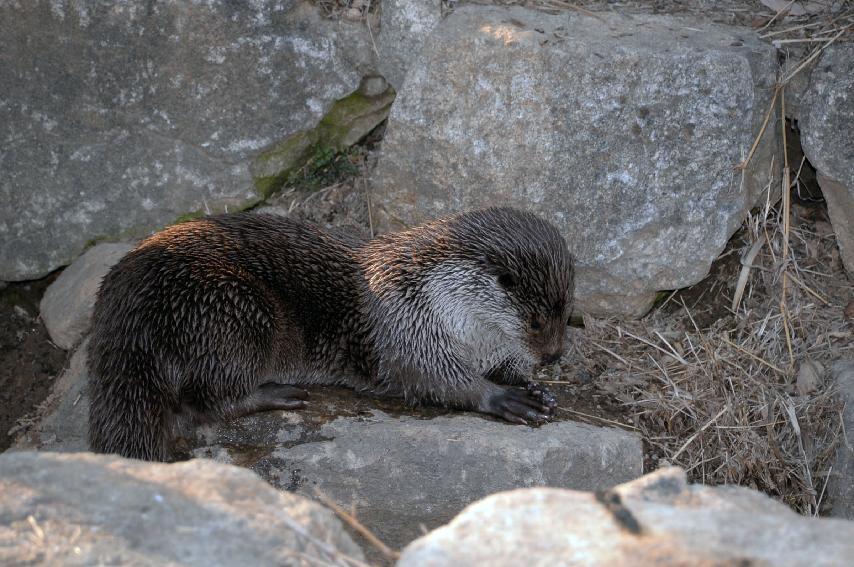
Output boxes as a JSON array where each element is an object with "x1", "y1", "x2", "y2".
[{"x1": 88, "y1": 207, "x2": 574, "y2": 461}]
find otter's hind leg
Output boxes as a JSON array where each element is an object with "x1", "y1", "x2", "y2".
[
  {"x1": 177, "y1": 274, "x2": 312, "y2": 421},
  {"x1": 88, "y1": 362, "x2": 177, "y2": 462},
  {"x1": 223, "y1": 382, "x2": 309, "y2": 418},
  {"x1": 180, "y1": 322, "x2": 310, "y2": 421}
]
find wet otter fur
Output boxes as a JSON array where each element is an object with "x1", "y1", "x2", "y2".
[{"x1": 88, "y1": 207, "x2": 574, "y2": 461}]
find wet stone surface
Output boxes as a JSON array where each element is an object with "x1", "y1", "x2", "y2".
[{"x1": 192, "y1": 389, "x2": 642, "y2": 550}]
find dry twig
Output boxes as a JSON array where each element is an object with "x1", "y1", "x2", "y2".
[{"x1": 314, "y1": 488, "x2": 401, "y2": 563}]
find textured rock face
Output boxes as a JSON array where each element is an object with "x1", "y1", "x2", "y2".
[
  {"x1": 377, "y1": 0, "x2": 443, "y2": 90},
  {"x1": 196, "y1": 410, "x2": 642, "y2": 549},
  {"x1": 830, "y1": 360, "x2": 854, "y2": 519},
  {"x1": 0, "y1": 0, "x2": 365, "y2": 281},
  {"x1": 0, "y1": 451, "x2": 364, "y2": 566},
  {"x1": 398, "y1": 467, "x2": 854, "y2": 567},
  {"x1": 372, "y1": 5, "x2": 779, "y2": 317},
  {"x1": 800, "y1": 45, "x2": 854, "y2": 275},
  {"x1": 12, "y1": 340, "x2": 90, "y2": 453},
  {"x1": 40, "y1": 243, "x2": 133, "y2": 350}
]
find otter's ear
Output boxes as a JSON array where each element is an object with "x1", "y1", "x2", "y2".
[
  {"x1": 497, "y1": 271, "x2": 517, "y2": 289},
  {"x1": 479, "y1": 255, "x2": 516, "y2": 288}
]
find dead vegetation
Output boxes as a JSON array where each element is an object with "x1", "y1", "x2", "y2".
[
  {"x1": 557, "y1": 3, "x2": 854, "y2": 510},
  {"x1": 561, "y1": 56, "x2": 853, "y2": 511},
  {"x1": 567, "y1": 193, "x2": 851, "y2": 515}
]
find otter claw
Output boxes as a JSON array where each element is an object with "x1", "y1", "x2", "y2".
[{"x1": 500, "y1": 413, "x2": 528, "y2": 426}]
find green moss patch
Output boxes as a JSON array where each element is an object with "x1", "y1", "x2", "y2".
[
  {"x1": 251, "y1": 84, "x2": 396, "y2": 198},
  {"x1": 251, "y1": 129, "x2": 321, "y2": 199}
]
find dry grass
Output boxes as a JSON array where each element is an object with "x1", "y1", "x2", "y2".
[
  {"x1": 545, "y1": 2, "x2": 854, "y2": 517},
  {"x1": 314, "y1": 488, "x2": 401, "y2": 563},
  {"x1": 568, "y1": 188, "x2": 851, "y2": 515}
]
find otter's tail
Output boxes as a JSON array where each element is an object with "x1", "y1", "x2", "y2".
[{"x1": 87, "y1": 352, "x2": 175, "y2": 461}]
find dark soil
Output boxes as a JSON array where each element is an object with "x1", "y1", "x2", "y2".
[{"x1": 0, "y1": 276, "x2": 69, "y2": 451}]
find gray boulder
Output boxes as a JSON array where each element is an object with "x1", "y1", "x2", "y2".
[
  {"x1": 0, "y1": 451, "x2": 364, "y2": 566},
  {"x1": 829, "y1": 359, "x2": 854, "y2": 519},
  {"x1": 800, "y1": 45, "x2": 854, "y2": 276},
  {"x1": 377, "y1": 0, "x2": 444, "y2": 90},
  {"x1": 195, "y1": 409, "x2": 642, "y2": 549},
  {"x1": 398, "y1": 467, "x2": 854, "y2": 567},
  {"x1": 371, "y1": 5, "x2": 779, "y2": 317},
  {"x1": 40, "y1": 243, "x2": 133, "y2": 350},
  {"x1": 12, "y1": 340, "x2": 89, "y2": 452},
  {"x1": 0, "y1": 1, "x2": 367, "y2": 281}
]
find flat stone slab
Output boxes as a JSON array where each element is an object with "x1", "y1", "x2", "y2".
[{"x1": 195, "y1": 409, "x2": 642, "y2": 549}]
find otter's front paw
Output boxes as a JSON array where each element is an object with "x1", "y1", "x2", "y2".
[{"x1": 485, "y1": 384, "x2": 556, "y2": 426}]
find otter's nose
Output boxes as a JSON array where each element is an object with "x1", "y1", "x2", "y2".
[{"x1": 541, "y1": 351, "x2": 562, "y2": 365}]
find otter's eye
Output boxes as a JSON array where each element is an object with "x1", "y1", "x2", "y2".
[
  {"x1": 531, "y1": 317, "x2": 543, "y2": 330},
  {"x1": 497, "y1": 272, "x2": 516, "y2": 289}
]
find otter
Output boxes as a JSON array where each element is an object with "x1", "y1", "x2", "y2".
[{"x1": 88, "y1": 207, "x2": 574, "y2": 461}]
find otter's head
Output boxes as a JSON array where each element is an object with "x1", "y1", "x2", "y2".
[{"x1": 445, "y1": 207, "x2": 575, "y2": 368}]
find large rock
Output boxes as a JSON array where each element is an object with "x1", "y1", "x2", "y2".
[
  {"x1": 398, "y1": 467, "x2": 854, "y2": 567},
  {"x1": 40, "y1": 242, "x2": 133, "y2": 350},
  {"x1": 830, "y1": 359, "x2": 854, "y2": 519},
  {"x1": 14, "y1": 344, "x2": 642, "y2": 551},
  {"x1": 800, "y1": 45, "x2": 854, "y2": 275},
  {"x1": 371, "y1": 6, "x2": 779, "y2": 317},
  {"x1": 12, "y1": 340, "x2": 90, "y2": 453},
  {"x1": 0, "y1": 451, "x2": 364, "y2": 566},
  {"x1": 0, "y1": 1, "x2": 368, "y2": 281},
  {"x1": 377, "y1": 0, "x2": 443, "y2": 90},
  {"x1": 195, "y1": 409, "x2": 642, "y2": 549}
]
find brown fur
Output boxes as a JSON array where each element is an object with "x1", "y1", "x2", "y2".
[{"x1": 88, "y1": 207, "x2": 574, "y2": 461}]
